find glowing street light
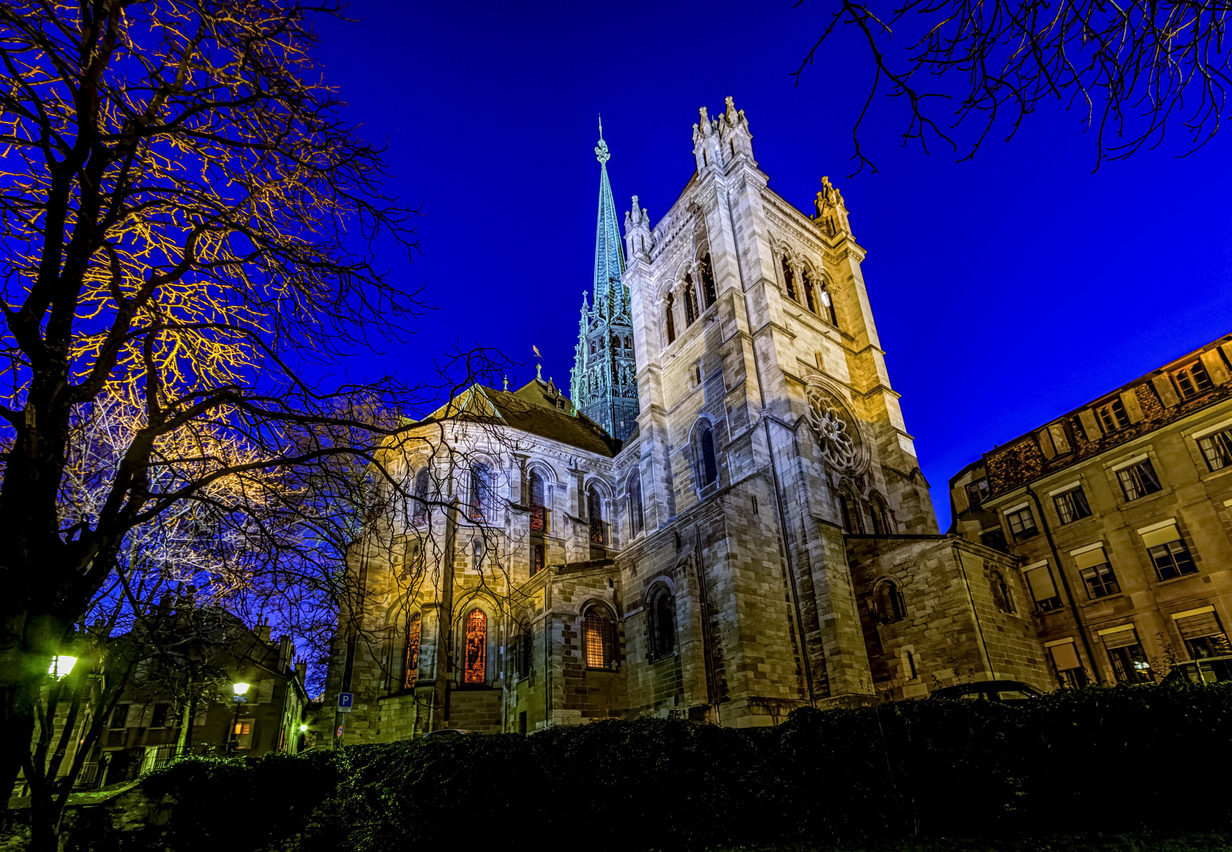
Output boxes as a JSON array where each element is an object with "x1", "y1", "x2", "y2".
[
  {"x1": 47, "y1": 656, "x2": 77, "y2": 679},
  {"x1": 228, "y1": 681, "x2": 251, "y2": 754}
]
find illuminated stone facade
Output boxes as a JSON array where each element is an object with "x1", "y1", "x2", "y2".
[
  {"x1": 327, "y1": 99, "x2": 1054, "y2": 740},
  {"x1": 951, "y1": 335, "x2": 1232, "y2": 687}
]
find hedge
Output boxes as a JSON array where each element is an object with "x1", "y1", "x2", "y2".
[{"x1": 62, "y1": 683, "x2": 1232, "y2": 850}]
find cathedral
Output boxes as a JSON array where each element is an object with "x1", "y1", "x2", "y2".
[{"x1": 326, "y1": 99, "x2": 1052, "y2": 739}]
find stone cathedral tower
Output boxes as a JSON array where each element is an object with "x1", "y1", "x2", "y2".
[{"x1": 570, "y1": 120, "x2": 639, "y2": 441}]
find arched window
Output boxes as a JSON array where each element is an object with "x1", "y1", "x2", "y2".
[
  {"x1": 403, "y1": 614, "x2": 422, "y2": 689},
  {"x1": 781, "y1": 256, "x2": 797, "y2": 301},
  {"x1": 648, "y1": 586, "x2": 676, "y2": 659},
  {"x1": 869, "y1": 494, "x2": 892, "y2": 536},
  {"x1": 682, "y1": 277, "x2": 698, "y2": 326},
  {"x1": 513, "y1": 619, "x2": 533, "y2": 679},
  {"x1": 696, "y1": 421, "x2": 718, "y2": 488},
  {"x1": 463, "y1": 609, "x2": 487, "y2": 683},
  {"x1": 665, "y1": 292, "x2": 676, "y2": 343},
  {"x1": 873, "y1": 580, "x2": 907, "y2": 624},
  {"x1": 405, "y1": 540, "x2": 423, "y2": 571},
  {"x1": 839, "y1": 491, "x2": 864, "y2": 534},
  {"x1": 583, "y1": 606, "x2": 616, "y2": 669},
  {"x1": 528, "y1": 468, "x2": 548, "y2": 535},
  {"x1": 819, "y1": 280, "x2": 837, "y2": 325},
  {"x1": 472, "y1": 538, "x2": 484, "y2": 571},
  {"x1": 700, "y1": 253, "x2": 717, "y2": 308},
  {"x1": 991, "y1": 571, "x2": 1016, "y2": 614},
  {"x1": 469, "y1": 463, "x2": 493, "y2": 522},
  {"x1": 412, "y1": 468, "x2": 430, "y2": 525},
  {"x1": 587, "y1": 485, "x2": 605, "y2": 545},
  {"x1": 628, "y1": 472, "x2": 644, "y2": 536},
  {"x1": 801, "y1": 267, "x2": 817, "y2": 313}
]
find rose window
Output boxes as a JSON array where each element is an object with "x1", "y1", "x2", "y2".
[{"x1": 806, "y1": 380, "x2": 866, "y2": 474}]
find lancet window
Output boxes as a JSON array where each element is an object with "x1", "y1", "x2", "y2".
[
  {"x1": 700, "y1": 253, "x2": 717, "y2": 308},
  {"x1": 802, "y1": 267, "x2": 817, "y2": 313},
  {"x1": 412, "y1": 467, "x2": 430, "y2": 526},
  {"x1": 781, "y1": 255, "x2": 797, "y2": 301},
  {"x1": 583, "y1": 605, "x2": 616, "y2": 669},
  {"x1": 463, "y1": 609, "x2": 487, "y2": 684},
  {"x1": 665, "y1": 292, "x2": 676, "y2": 343},
  {"x1": 696, "y1": 421, "x2": 718, "y2": 488},
  {"x1": 469, "y1": 463, "x2": 493, "y2": 522},
  {"x1": 683, "y1": 275, "x2": 698, "y2": 325},
  {"x1": 403, "y1": 613, "x2": 422, "y2": 689},
  {"x1": 648, "y1": 585, "x2": 676, "y2": 658},
  {"x1": 628, "y1": 472, "x2": 644, "y2": 537},
  {"x1": 873, "y1": 580, "x2": 906, "y2": 624}
]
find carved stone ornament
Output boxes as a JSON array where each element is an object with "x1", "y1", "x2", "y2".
[{"x1": 805, "y1": 377, "x2": 869, "y2": 475}]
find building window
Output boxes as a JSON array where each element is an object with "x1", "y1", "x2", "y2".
[
  {"x1": 514, "y1": 624, "x2": 533, "y2": 678},
  {"x1": 696, "y1": 421, "x2": 718, "y2": 488},
  {"x1": 109, "y1": 704, "x2": 129, "y2": 729},
  {"x1": 469, "y1": 463, "x2": 494, "y2": 522},
  {"x1": 1100, "y1": 627, "x2": 1152, "y2": 684},
  {"x1": 1148, "y1": 539, "x2": 1196, "y2": 580},
  {"x1": 818, "y1": 282, "x2": 837, "y2": 326},
  {"x1": 1074, "y1": 547, "x2": 1120, "y2": 598},
  {"x1": 532, "y1": 542, "x2": 545, "y2": 575},
  {"x1": 150, "y1": 703, "x2": 171, "y2": 728},
  {"x1": 801, "y1": 267, "x2": 817, "y2": 313},
  {"x1": 868, "y1": 494, "x2": 892, "y2": 535},
  {"x1": 965, "y1": 478, "x2": 989, "y2": 511},
  {"x1": 412, "y1": 467, "x2": 431, "y2": 525},
  {"x1": 1198, "y1": 428, "x2": 1232, "y2": 471},
  {"x1": 1097, "y1": 398, "x2": 1131, "y2": 433},
  {"x1": 980, "y1": 527, "x2": 1008, "y2": 552},
  {"x1": 472, "y1": 538, "x2": 484, "y2": 571},
  {"x1": 781, "y1": 256, "x2": 797, "y2": 301},
  {"x1": 1046, "y1": 639, "x2": 1088, "y2": 689},
  {"x1": 840, "y1": 491, "x2": 864, "y2": 534},
  {"x1": 1173, "y1": 361, "x2": 1213, "y2": 399},
  {"x1": 1053, "y1": 486, "x2": 1092, "y2": 524},
  {"x1": 234, "y1": 719, "x2": 254, "y2": 750},
  {"x1": 628, "y1": 473, "x2": 644, "y2": 537},
  {"x1": 1116, "y1": 458, "x2": 1162, "y2": 501},
  {"x1": 1005, "y1": 506, "x2": 1038, "y2": 540},
  {"x1": 463, "y1": 609, "x2": 487, "y2": 684},
  {"x1": 529, "y1": 469, "x2": 548, "y2": 534},
  {"x1": 682, "y1": 277, "x2": 698, "y2": 326},
  {"x1": 990, "y1": 571, "x2": 1016, "y2": 614},
  {"x1": 587, "y1": 485, "x2": 606, "y2": 545},
  {"x1": 872, "y1": 579, "x2": 906, "y2": 624},
  {"x1": 404, "y1": 614, "x2": 421, "y2": 690},
  {"x1": 664, "y1": 292, "x2": 676, "y2": 343},
  {"x1": 1173, "y1": 608, "x2": 1231, "y2": 659},
  {"x1": 583, "y1": 606, "x2": 616, "y2": 669},
  {"x1": 648, "y1": 586, "x2": 676, "y2": 659},
  {"x1": 699, "y1": 253, "x2": 717, "y2": 308},
  {"x1": 1023, "y1": 562, "x2": 1063, "y2": 612}
]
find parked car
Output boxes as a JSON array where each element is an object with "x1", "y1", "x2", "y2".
[
  {"x1": 930, "y1": 680, "x2": 1043, "y2": 703},
  {"x1": 1163, "y1": 655, "x2": 1232, "y2": 685},
  {"x1": 421, "y1": 728, "x2": 471, "y2": 739}
]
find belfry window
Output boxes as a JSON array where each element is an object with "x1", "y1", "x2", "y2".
[
  {"x1": 696, "y1": 421, "x2": 718, "y2": 488},
  {"x1": 665, "y1": 292, "x2": 676, "y2": 343},
  {"x1": 700, "y1": 254, "x2": 717, "y2": 308},
  {"x1": 819, "y1": 282, "x2": 837, "y2": 325},
  {"x1": 463, "y1": 609, "x2": 487, "y2": 684},
  {"x1": 683, "y1": 276, "x2": 698, "y2": 325},
  {"x1": 781, "y1": 256, "x2": 797, "y2": 301},
  {"x1": 802, "y1": 267, "x2": 817, "y2": 313},
  {"x1": 583, "y1": 606, "x2": 616, "y2": 669},
  {"x1": 403, "y1": 614, "x2": 421, "y2": 690}
]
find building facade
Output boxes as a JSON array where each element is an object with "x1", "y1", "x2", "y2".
[
  {"x1": 951, "y1": 335, "x2": 1232, "y2": 686},
  {"x1": 328, "y1": 100, "x2": 1057, "y2": 740}
]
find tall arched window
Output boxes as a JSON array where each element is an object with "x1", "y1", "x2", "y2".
[
  {"x1": 819, "y1": 280, "x2": 837, "y2": 326},
  {"x1": 583, "y1": 606, "x2": 616, "y2": 670},
  {"x1": 665, "y1": 292, "x2": 676, "y2": 343},
  {"x1": 839, "y1": 491, "x2": 864, "y2": 534},
  {"x1": 412, "y1": 467, "x2": 430, "y2": 525},
  {"x1": 869, "y1": 494, "x2": 892, "y2": 536},
  {"x1": 696, "y1": 421, "x2": 718, "y2": 488},
  {"x1": 781, "y1": 256, "x2": 797, "y2": 301},
  {"x1": 801, "y1": 267, "x2": 817, "y2": 313},
  {"x1": 528, "y1": 468, "x2": 548, "y2": 534},
  {"x1": 469, "y1": 463, "x2": 493, "y2": 522},
  {"x1": 873, "y1": 580, "x2": 906, "y2": 624},
  {"x1": 463, "y1": 609, "x2": 487, "y2": 684},
  {"x1": 403, "y1": 614, "x2": 422, "y2": 689},
  {"x1": 682, "y1": 277, "x2": 698, "y2": 325},
  {"x1": 587, "y1": 485, "x2": 605, "y2": 545},
  {"x1": 648, "y1": 586, "x2": 676, "y2": 659},
  {"x1": 700, "y1": 254, "x2": 717, "y2": 308},
  {"x1": 628, "y1": 472, "x2": 644, "y2": 537},
  {"x1": 991, "y1": 571, "x2": 1016, "y2": 614},
  {"x1": 472, "y1": 538, "x2": 484, "y2": 571}
]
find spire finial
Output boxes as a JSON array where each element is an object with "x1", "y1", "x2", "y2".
[{"x1": 595, "y1": 114, "x2": 610, "y2": 165}]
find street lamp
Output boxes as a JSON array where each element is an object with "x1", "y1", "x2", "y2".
[
  {"x1": 229, "y1": 681, "x2": 250, "y2": 754},
  {"x1": 47, "y1": 655, "x2": 77, "y2": 679}
]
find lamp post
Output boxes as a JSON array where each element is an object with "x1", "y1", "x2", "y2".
[{"x1": 228, "y1": 681, "x2": 250, "y2": 754}]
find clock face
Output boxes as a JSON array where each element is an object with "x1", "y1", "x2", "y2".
[{"x1": 805, "y1": 378, "x2": 867, "y2": 476}]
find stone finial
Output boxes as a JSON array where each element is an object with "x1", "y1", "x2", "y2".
[
  {"x1": 724, "y1": 95, "x2": 738, "y2": 123},
  {"x1": 813, "y1": 176, "x2": 852, "y2": 237}
]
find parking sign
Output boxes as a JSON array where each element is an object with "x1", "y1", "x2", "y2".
[{"x1": 338, "y1": 692, "x2": 353, "y2": 713}]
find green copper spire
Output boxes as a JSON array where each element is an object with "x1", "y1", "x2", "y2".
[
  {"x1": 593, "y1": 115, "x2": 625, "y2": 306},
  {"x1": 571, "y1": 117, "x2": 638, "y2": 441}
]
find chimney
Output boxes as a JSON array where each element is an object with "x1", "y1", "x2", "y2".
[
  {"x1": 278, "y1": 635, "x2": 292, "y2": 669},
  {"x1": 295, "y1": 662, "x2": 307, "y2": 686},
  {"x1": 255, "y1": 619, "x2": 272, "y2": 643}
]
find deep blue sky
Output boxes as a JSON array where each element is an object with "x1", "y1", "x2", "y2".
[{"x1": 313, "y1": 1, "x2": 1232, "y2": 524}]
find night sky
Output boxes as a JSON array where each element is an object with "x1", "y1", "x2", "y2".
[{"x1": 312, "y1": 0, "x2": 1232, "y2": 523}]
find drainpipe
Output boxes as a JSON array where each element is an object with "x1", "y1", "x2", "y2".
[{"x1": 1025, "y1": 484, "x2": 1102, "y2": 684}]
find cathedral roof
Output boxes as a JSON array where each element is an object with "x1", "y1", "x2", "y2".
[{"x1": 418, "y1": 378, "x2": 621, "y2": 458}]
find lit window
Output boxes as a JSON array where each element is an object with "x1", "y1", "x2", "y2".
[
  {"x1": 873, "y1": 579, "x2": 906, "y2": 624},
  {"x1": 1053, "y1": 486, "x2": 1092, "y2": 524},
  {"x1": 1100, "y1": 627, "x2": 1152, "y2": 684},
  {"x1": 1073, "y1": 547, "x2": 1119, "y2": 598},
  {"x1": 1198, "y1": 429, "x2": 1232, "y2": 471},
  {"x1": 583, "y1": 607, "x2": 616, "y2": 669},
  {"x1": 463, "y1": 609, "x2": 487, "y2": 684},
  {"x1": 818, "y1": 282, "x2": 837, "y2": 326},
  {"x1": 1005, "y1": 506, "x2": 1038, "y2": 540},
  {"x1": 1173, "y1": 361, "x2": 1214, "y2": 400},
  {"x1": 1116, "y1": 459, "x2": 1161, "y2": 501},
  {"x1": 1173, "y1": 609, "x2": 1230, "y2": 659},
  {"x1": 1097, "y1": 399, "x2": 1131, "y2": 433},
  {"x1": 404, "y1": 614, "x2": 421, "y2": 690}
]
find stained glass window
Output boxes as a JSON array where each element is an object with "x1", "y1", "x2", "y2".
[
  {"x1": 403, "y1": 614, "x2": 421, "y2": 690},
  {"x1": 464, "y1": 609, "x2": 486, "y2": 684},
  {"x1": 584, "y1": 607, "x2": 614, "y2": 669}
]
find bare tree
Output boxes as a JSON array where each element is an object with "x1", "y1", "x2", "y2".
[
  {"x1": 793, "y1": 0, "x2": 1232, "y2": 172},
  {"x1": 0, "y1": 0, "x2": 489, "y2": 807}
]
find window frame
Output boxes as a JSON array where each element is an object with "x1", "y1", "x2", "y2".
[
  {"x1": 1005, "y1": 505, "x2": 1039, "y2": 541},
  {"x1": 1052, "y1": 485, "x2": 1092, "y2": 524},
  {"x1": 1097, "y1": 398, "x2": 1131, "y2": 433},
  {"x1": 1197, "y1": 427, "x2": 1232, "y2": 472},
  {"x1": 582, "y1": 605, "x2": 617, "y2": 670},
  {"x1": 647, "y1": 585, "x2": 677, "y2": 660},
  {"x1": 1115, "y1": 457, "x2": 1162, "y2": 501},
  {"x1": 1173, "y1": 360, "x2": 1214, "y2": 400}
]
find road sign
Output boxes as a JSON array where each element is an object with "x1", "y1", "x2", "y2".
[{"x1": 337, "y1": 692, "x2": 353, "y2": 713}]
